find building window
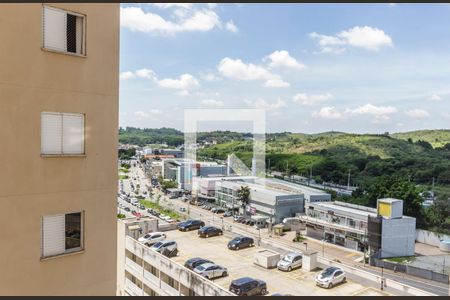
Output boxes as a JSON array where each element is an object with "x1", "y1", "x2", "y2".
[
  {"x1": 42, "y1": 212, "x2": 83, "y2": 258},
  {"x1": 42, "y1": 5, "x2": 86, "y2": 55},
  {"x1": 41, "y1": 112, "x2": 85, "y2": 155}
]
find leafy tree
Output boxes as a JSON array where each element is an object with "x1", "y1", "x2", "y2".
[{"x1": 237, "y1": 186, "x2": 251, "y2": 207}]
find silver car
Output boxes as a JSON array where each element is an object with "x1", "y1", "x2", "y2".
[
  {"x1": 193, "y1": 263, "x2": 228, "y2": 280},
  {"x1": 315, "y1": 267, "x2": 346, "y2": 288},
  {"x1": 277, "y1": 252, "x2": 303, "y2": 272}
]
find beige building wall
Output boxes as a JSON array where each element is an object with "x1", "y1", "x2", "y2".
[{"x1": 0, "y1": 3, "x2": 119, "y2": 295}]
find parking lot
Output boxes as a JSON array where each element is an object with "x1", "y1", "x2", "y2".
[{"x1": 162, "y1": 228, "x2": 391, "y2": 296}]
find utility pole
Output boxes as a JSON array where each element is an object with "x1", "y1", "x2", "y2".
[
  {"x1": 309, "y1": 165, "x2": 312, "y2": 186},
  {"x1": 432, "y1": 177, "x2": 435, "y2": 199},
  {"x1": 347, "y1": 169, "x2": 351, "y2": 190}
]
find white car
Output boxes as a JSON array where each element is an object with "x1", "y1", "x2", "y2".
[
  {"x1": 315, "y1": 267, "x2": 346, "y2": 288},
  {"x1": 150, "y1": 240, "x2": 177, "y2": 253},
  {"x1": 277, "y1": 252, "x2": 303, "y2": 272},
  {"x1": 193, "y1": 263, "x2": 228, "y2": 280},
  {"x1": 138, "y1": 232, "x2": 166, "y2": 245}
]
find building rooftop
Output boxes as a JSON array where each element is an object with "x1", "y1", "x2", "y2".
[{"x1": 310, "y1": 201, "x2": 377, "y2": 218}]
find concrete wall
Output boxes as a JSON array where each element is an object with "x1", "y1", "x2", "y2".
[
  {"x1": 416, "y1": 229, "x2": 450, "y2": 247},
  {"x1": 123, "y1": 236, "x2": 234, "y2": 296},
  {"x1": 381, "y1": 217, "x2": 416, "y2": 258},
  {"x1": 0, "y1": 3, "x2": 119, "y2": 295}
]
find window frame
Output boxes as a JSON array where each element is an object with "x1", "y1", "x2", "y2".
[
  {"x1": 41, "y1": 112, "x2": 86, "y2": 157},
  {"x1": 42, "y1": 4, "x2": 87, "y2": 57},
  {"x1": 41, "y1": 210, "x2": 85, "y2": 260}
]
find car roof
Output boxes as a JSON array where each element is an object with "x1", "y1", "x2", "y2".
[
  {"x1": 232, "y1": 277, "x2": 255, "y2": 285},
  {"x1": 325, "y1": 266, "x2": 342, "y2": 272},
  {"x1": 196, "y1": 262, "x2": 215, "y2": 269},
  {"x1": 286, "y1": 252, "x2": 302, "y2": 258}
]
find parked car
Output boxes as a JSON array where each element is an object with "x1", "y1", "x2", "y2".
[
  {"x1": 131, "y1": 210, "x2": 137, "y2": 215},
  {"x1": 233, "y1": 215, "x2": 244, "y2": 222},
  {"x1": 223, "y1": 211, "x2": 233, "y2": 217},
  {"x1": 178, "y1": 219, "x2": 205, "y2": 231},
  {"x1": 227, "y1": 236, "x2": 254, "y2": 250},
  {"x1": 139, "y1": 204, "x2": 146, "y2": 210},
  {"x1": 179, "y1": 207, "x2": 187, "y2": 212},
  {"x1": 138, "y1": 232, "x2": 166, "y2": 246},
  {"x1": 213, "y1": 208, "x2": 226, "y2": 214},
  {"x1": 315, "y1": 267, "x2": 346, "y2": 289},
  {"x1": 238, "y1": 218, "x2": 247, "y2": 224},
  {"x1": 198, "y1": 226, "x2": 223, "y2": 238},
  {"x1": 124, "y1": 207, "x2": 131, "y2": 212},
  {"x1": 184, "y1": 257, "x2": 213, "y2": 270},
  {"x1": 193, "y1": 263, "x2": 228, "y2": 279},
  {"x1": 150, "y1": 240, "x2": 177, "y2": 254},
  {"x1": 277, "y1": 252, "x2": 303, "y2": 272},
  {"x1": 229, "y1": 277, "x2": 267, "y2": 296}
]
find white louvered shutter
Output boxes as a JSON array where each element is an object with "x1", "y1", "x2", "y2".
[
  {"x1": 62, "y1": 113, "x2": 85, "y2": 154},
  {"x1": 42, "y1": 214, "x2": 65, "y2": 257},
  {"x1": 43, "y1": 6, "x2": 67, "y2": 52},
  {"x1": 41, "y1": 112, "x2": 63, "y2": 155}
]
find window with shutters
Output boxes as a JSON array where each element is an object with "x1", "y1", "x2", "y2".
[
  {"x1": 42, "y1": 5, "x2": 86, "y2": 56},
  {"x1": 42, "y1": 211, "x2": 84, "y2": 258},
  {"x1": 41, "y1": 112, "x2": 85, "y2": 155}
]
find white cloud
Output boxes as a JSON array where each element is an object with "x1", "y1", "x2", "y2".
[
  {"x1": 312, "y1": 106, "x2": 343, "y2": 119},
  {"x1": 151, "y1": 3, "x2": 194, "y2": 9},
  {"x1": 120, "y1": 68, "x2": 156, "y2": 80},
  {"x1": 265, "y1": 50, "x2": 306, "y2": 70},
  {"x1": 263, "y1": 79, "x2": 290, "y2": 88},
  {"x1": 245, "y1": 98, "x2": 286, "y2": 110},
  {"x1": 430, "y1": 94, "x2": 442, "y2": 101},
  {"x1": 225, "y1": 20, "x2": 239, "y2": 32},
  {"x1": 119, "y1": 71, "x2": 136, "y2": 80},
  {"x1": 405, "y1": 108, "x2": 430, "y2": 118},
  {"x1": 177, "y1": 90, "x2": 190, "y2": 97},
  {"x1": 293, "y1": 93, "x2": 333, "y2": 106},
  {"x1": 157, "y1": 73, "x2": 200, "y2": 90},
  {"x1": 344, "y1": 104, "x2": 397, "y2": 116},
  {"x1": 134, "y1": 68, "x2": 156, "y2": 79},
  {"x1": 310, "y1": 26, "x2": 393, "y2": 53},
  {"x1": 200, "y1": 72, "x2": 221, "y2": 81},
  {"x1": 134, "y1": 109, "x2": 163, "y2": 119},
  {"x1": 201, "y1": 99, "x2": 224, "y2": 107},
  {"x1": 218, "y1": 57, "x2": 289, "y2": 88},
  {"x1": 134, "y1": 111, "x2": 149, "y2": 118},
  {"x1": 120, "y1": 6, "x2": 221, "y2": 35}
]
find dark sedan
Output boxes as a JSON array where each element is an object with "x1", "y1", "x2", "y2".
[
  {"x1": 227, "y1": 236, "x2": 254, "y2": 250},
  {"x1": 178, "y1": 219, "x2": 205, "y2": 231},
  {"x1": 184, "y1": 257, "x2": 213, "y2": 270},
  {"x1": 198, "y1": 226, "x2": 223, "y2": 238}
]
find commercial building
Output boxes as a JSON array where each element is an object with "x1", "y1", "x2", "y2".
[
  {"x1": 302, "y1": 199, "x2": 416, "y2": 257},
  {"x1": 192, "y1": 176, "x2": 257, "y2": 202},
  {"x1": 117, "y1": 218, "x2": 233, "y2": 296},
  {"x1": 162, "y1": 159, "x2": 227, "y2": 190},
  {"x1": 0, "y1": 3, "x2": 119, "y2": 295},
  {"x1": 215, "y1": 180, "x2": 305, "y2": 224}
]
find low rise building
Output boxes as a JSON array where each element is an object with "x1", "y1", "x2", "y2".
[
  {"x1": 215, "y1": 180, "x2": 305, "y2": 224},
  {"x1": 192, "y1": 176, "x2": 257, "y2": 202},
  {"x1": 117, "y1": 217, "x2": 233, "y2": 296},
  {"x1": 302, "y1": 198, "x2": 416, "y2": 257}
]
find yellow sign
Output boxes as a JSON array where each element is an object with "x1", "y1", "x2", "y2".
[{"x1": 378, "y1": 202, "x2": 391, "y2": 217}]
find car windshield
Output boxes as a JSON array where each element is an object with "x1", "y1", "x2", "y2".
[
  {"x1": 152, "y1": 242, "x2": 163, "y2": 248},
  {"x1": 196, "y1": 265, "x2": 206, "y2": 271},
  {"x1": 283, "y1": 255, "x2": 294, "y2": 262},
  {"x1": 322, "y1": 268, "x2": 337, "y2": 277}
]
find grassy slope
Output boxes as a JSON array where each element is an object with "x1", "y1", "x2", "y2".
[{"x1": 391, "y1": 130, "x2": 450, "y2": 148}]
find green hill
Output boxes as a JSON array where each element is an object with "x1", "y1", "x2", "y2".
[{"x1": 391, "y1": 130, "x2": 450, "y2": 148}]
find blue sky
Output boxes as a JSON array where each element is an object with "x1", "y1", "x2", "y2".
[{"x1": 119, "y1": 3, "x2": 450, "y2": 133}]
